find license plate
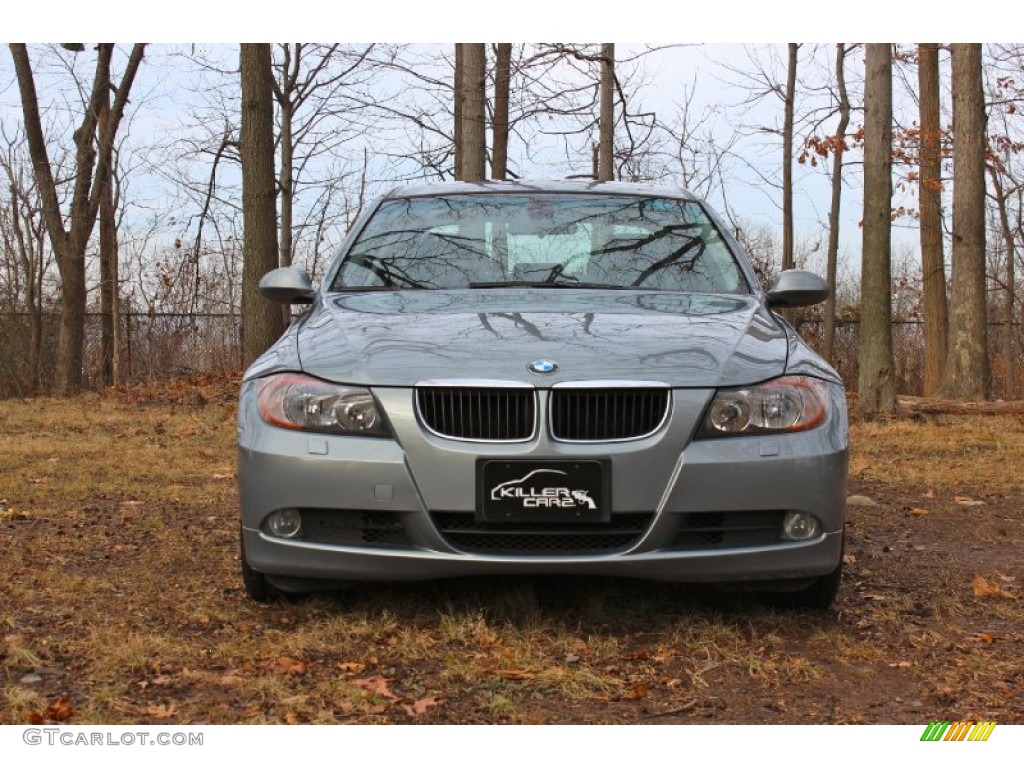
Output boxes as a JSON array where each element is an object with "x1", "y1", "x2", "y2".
[{"x1": 477, "y1": 460, "x2": 609, "y2": 523}]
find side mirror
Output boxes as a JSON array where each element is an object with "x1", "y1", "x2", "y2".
[
  {"x1": 766, "y1": 270, "x2": 829, "y2": 308},
  {"x1": 259, "y1": 267, "x2": 315, "y2": 304}
]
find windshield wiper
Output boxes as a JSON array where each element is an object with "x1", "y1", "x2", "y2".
[
  {"x1": 334, "y1": 284, "x2": 432, "y2": 292},
  {"x1": 466, "y1": 281, "x2": 633, "y2": 290}
]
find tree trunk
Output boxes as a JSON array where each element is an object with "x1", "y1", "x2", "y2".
[
  {"x1": 99, "y1": 87, "x2": 118, "y2": 386},
  {"x1": 857, "y1": 43, "x2": 897, "y2": 416},
  {"x1": 939, "y1": 44, "x2": 989, "y2": 401},
  {"x1": 460, "y1": 43, "x2": 487, "y2": 182},
  {"x1": 782, "y1": 43, "x2": 798, "y2": 272},
  {"x1": 492, "y1": 43, "x2": 511, "y2": 181},
  {"x1": 240, "y1": 43, "x2": 286, "y2": 367},
  {"x1": 918, "y1": 43, "x2": 948, "y2": 397},
  {"x1": 279, "y1": 98, "x2": 294, "y2": 268},
  {"x1": 989, "y1": 167, "x2": 1016, "y2": 399},
  {"x1": 277, "y1": 93, "x2": 295, "y2": 329},
  {"x1": 598, "y1": 43, "x2": 615, "y2": 182},
  {"x1": 32, "y1": 221, "x2": 44, "y2": 391},
  {"x1": 823, "y1": 43, "x2": 849, "y2": 364}
]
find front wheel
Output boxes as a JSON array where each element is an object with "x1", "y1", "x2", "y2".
[
  {"x1": 240, "y1": 529, "x2": 275, "y2": 603},
  {"x1": 781, "y1": 560, "x2": 843, "y2": 610}
]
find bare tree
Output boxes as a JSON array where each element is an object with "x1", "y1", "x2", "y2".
[
  {"x1": 9, "y1": 43, "x2": 145, "y2": 394},
  {"x1": 781, "y1": 43, "x2": 799, "y2": 271},
  {"x1": 822, "y1": 44, "x2": 850, "y2": 363},
  {"x1": 98, "y1": 83, "x2": 120, "y2": 385},
  {"x1": 988, "y1": 165, "x2": 1017, "y2": 398},
  {"x1": 270, "y1": 43, "x2": 376, "y2": 270},
  {"x1": 0, "y1": 130, "x2": 51, "y2": 392},
  {"x1": 858, "y1": 43, "x2": 897, "y2": 415},
  {"x1": 939, "y1": 44, "x2": 990, "y2": 400},
  {"x1": 918, "y1": 42, "x2": 949, "y2": 397},
  {"x1": 453, "y1": 44, "x2": 464, "y2": 180},
  {"x1": 239, "y1": 43, "x2": 286, "y2": 366}
]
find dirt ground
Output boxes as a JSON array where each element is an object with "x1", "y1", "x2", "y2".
[{"x1": 1, "y1": 376, "x2": 1022, "y2": 724}]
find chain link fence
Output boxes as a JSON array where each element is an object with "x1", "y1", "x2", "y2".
[{"x1": 0, "y1": 311, "x2": 242, "y2": 399}]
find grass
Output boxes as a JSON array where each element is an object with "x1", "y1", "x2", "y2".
[{"x1": 1, "y1": 376, "x2": 1022, "y2": 724}]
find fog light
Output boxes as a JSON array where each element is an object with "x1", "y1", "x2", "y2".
[
  {"x1": 782, "y1": 511, "x2": 821, "y2": 541},
  {"x1": 266, "y1": 509, "x2": 302, "y2": 539}
]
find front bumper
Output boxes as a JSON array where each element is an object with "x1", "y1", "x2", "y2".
[{"x1": 238, "y1": 382, "x2": 848, "y2": 585}]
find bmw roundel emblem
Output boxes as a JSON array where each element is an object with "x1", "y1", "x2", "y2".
[{"x1": 528, "y1": 359, "x2": 558, "y2": 375}]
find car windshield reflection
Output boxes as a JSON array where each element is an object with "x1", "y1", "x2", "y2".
[{"x1": 331, "y1": 194, "x2": 749, "y2": 294}]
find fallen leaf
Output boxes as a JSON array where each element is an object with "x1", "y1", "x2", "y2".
[
  {"x1": 842, "y1": 553, "x2": 857, "y2": 566},
  {"x1": 621, "y1": 650, "x2": 652, "y2": 661},
  {"x1": 922, "y1": 489, "x2": 936, "y2": 499},
  {"x1": 497, "y1": 668, "x2": 538, "y2": 681},
  {"x1": 888, "y1": 661, "x2": 912, "y2": 668},
  {"x1": 44, "y1": 696, "x2": 74, "y2": 722},
  {"x1": 955, "y1": 496, "x2": 985, "y2": 507},
  {"x1": 623, "y1": 683, "x2": 649, "y2": 700},
  {"x1": 27, "y1": 712, "x2": 45, "y2": 725},
  {"x1": 284, "y1": 712, "x2": 301, "y2": 725},
  {"x1": 972, "y1": 575, "x2": 1017, "y2": 600},
  {"x1": 908, "y1": 508, "x2": 930, "y2": 516},
  {"x1": 403, "y1": 696, "x2": 442, "y2": 717},
  {"x1": 976, "y1": 633, "x2": 996, "y2": 644},
  {"x1": 352, "y1": 676, "x2": 401, "y2": 702},
  {"x1": 275, "y1": 656, "x2": 310, "y2": 675},
  {"x1": 145, "y1": 703, "x2": 177, "y2": 719},
  {"x1": 337, "y1": 661, "x2": 366, "y2": 674}
]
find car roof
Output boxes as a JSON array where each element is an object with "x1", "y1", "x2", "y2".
[{"x1": 383, "y1": 179, "x2": 699, "y2": 201}]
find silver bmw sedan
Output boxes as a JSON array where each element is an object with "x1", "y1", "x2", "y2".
[{"x1": 238, "y1": 180, "x2": 848, "y2": 608}]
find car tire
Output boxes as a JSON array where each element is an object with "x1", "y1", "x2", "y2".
[
  {"x1": 240, "y1": 530, "x2": 276, "y2": 603},
  {"x1": 767, "y1": 532, "x2": 844, "y2": 610},
  {"x1": 781, "y1": 560, "x2": 843, "y2": 610}
]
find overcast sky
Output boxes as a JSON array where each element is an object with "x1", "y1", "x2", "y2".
[{"x1": 2, "y1": 8, "x2": 1014, "y2": 283}]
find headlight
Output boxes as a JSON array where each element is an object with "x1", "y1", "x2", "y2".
[
  {"x1": 256, "y1": 373, "x2": 390, "y2": 436},
  {"x1": 699, "y1": 376, "x2": 828, "y2": 437}
]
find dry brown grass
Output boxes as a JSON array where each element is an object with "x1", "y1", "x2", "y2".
[{"x1": 1, "y1": 379, "x2": 1022, "y2": 724}]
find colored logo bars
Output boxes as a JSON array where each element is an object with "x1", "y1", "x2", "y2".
[{"x1": 920, "y1": 721, "x2": 997, "y2": 742}]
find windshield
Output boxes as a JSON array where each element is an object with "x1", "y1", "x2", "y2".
[{"x1": 331, "y1": 194, "x2": 748, "y2": 294}]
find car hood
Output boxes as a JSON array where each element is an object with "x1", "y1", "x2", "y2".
[{"x1": 292, "y1": 289, "x2": 789, "y2": 388}]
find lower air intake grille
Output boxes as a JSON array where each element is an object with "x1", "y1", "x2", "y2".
[
  {"x1": 430, "y1": 512, "x2": 654, "y2": 555},
  {"x1": 417, "y1": 387, "x2": 536, "y2": 441},
  {"x1": 667, "y1": 511, "x2": 786, "y2": 550},
  {"x1": 550, "y1": 388, "x2": 670, "y2": 441},
  {"x1": 300, "y1": 510, "x2": 411, "y2": 548}
]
